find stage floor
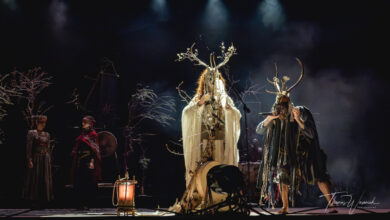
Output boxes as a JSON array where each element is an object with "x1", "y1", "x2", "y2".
[{"x1": 1, "y1": 207, "x2": 389, "y2": 218}]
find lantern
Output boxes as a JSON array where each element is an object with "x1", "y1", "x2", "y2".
[{"x1": 112, "y1": 171, "x2": 138, "y2": 216}]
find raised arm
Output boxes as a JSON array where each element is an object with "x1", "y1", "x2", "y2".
[
  {"x1": 293, "y1": 106, "x2": 315, "y2": 139},
  {"x1": 256, "y1": 114, "x2": 279, "y2": 135}
]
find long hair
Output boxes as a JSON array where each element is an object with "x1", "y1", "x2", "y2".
[{"x1": 194, "y1": 69, "x2": 226, "y2": 101}]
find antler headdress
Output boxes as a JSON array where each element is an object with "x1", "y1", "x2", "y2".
[
  {"x1": 176, "y1": 42, "x2": 237, "y2": 72},
  {"x1": 176, "y1": 42, "x2": 237, "y2": 135},
  {"x1": 265, "y1": 57, "x2": 304, "y2": 102},
  {"x1": 176, "y1": 42, "x2": 237, "y2": 100}
]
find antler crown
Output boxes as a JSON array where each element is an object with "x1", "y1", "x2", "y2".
[
  {"x1": 175, "y1": 42, "x2": 237, "y2": 71},
  {"x1": 265, "y1": 57, "x2": 304, "y2": 99}
]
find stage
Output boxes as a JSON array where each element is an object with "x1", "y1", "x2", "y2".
[
  {"x1": 1, "y1": 207, "x2": 389, "y2": 218},
  {"x1": 1, "y1": 1, "x2": 390, "y2": 219}
]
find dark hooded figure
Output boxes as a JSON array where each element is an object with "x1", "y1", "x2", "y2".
[
  {"x1": 255, "y1": 58, "x2": 336, "y2": 214},
  {"x1": 70, "y1": 115, "x2": 102, "y2": 210}
]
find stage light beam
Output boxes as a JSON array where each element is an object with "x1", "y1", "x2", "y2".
[
  {"x1": 2, "y1": 0, "x2": 18, "y2": 11},
  {"x1": 49, "y1": 0, "x2": 67, "y2": 32},
  {"x1": 258, "y1": 0, "x2": 285, "y2": 31},
  {"x1": 202, "y1": 0, "x2": 229, "y2": 30},
  {"x1": 151, "y1": 0, "x2": 170, "y2": 22}
]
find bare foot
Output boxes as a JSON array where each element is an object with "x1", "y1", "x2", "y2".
[
  {"x1": 324, "y1": 203, "x2": 337, "y2": 213},
  {"x1": 326, "y1": 206, "x2": 338, "y2": 214},
  {"x1": 278, "y1": 207, "x2": 288, "y2": 214}
]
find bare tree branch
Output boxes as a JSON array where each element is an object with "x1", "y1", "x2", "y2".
[
  {"x1": 128, "y1": 84, "x2": 176, "y2": 128},
  {"x1": 9, "y1": 67, "x2": 53, "y2": 129},
  {"x1": 176, "y1": 81, "x2": 192, "y2": 104},
  {"x1": 0, "y1": 73, "x2": 21, "y2": 120},
  {"x1": 222, "y1": 67, "x2": 265, "y2": 109}
]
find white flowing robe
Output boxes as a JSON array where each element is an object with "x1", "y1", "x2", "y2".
[{"x1": 181, "y1": 79, "x2": 241, "y2": 186}]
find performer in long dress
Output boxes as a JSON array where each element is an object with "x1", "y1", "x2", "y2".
[
  {"x1": 22, "y1": 115, "x2": 54, "y2": 208},
  {"x1": 169, "y1": 43, "x2": 245, "y2": 213},
  {"x1": 182, "y1": 68, "x2": 241, "y2": 186}
]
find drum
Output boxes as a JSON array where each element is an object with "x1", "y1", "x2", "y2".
[
  {"x1": 170, "y1": 161, "x2": 230, "y2": 213},
  {"x1": 97, "y1": 131, "x2": 118, "y2": 158},
  {"x1": 170, "y1": 160, "x2": 248, "y2": 214}
]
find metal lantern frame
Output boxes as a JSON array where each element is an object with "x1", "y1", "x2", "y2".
[{"x1": 112, "y1": 171, "x2": 138, "y2": 216}]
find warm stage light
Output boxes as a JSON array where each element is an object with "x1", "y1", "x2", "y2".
[{"x1": 112, "y1": 172, "x2": 138, "y2": 216}]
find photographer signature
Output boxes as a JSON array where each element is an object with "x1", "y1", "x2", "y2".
[{"x1": 319, "y1": 191, "x2": 380, "y2": 214}]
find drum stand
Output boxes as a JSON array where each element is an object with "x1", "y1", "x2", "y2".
[{"x1": 177, "y1": 135, "x2": 216, "y2": 214}]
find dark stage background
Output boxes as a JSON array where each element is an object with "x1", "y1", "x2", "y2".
[{"x1": 0, "y1": 0, "x2": 389, "y2": 208}]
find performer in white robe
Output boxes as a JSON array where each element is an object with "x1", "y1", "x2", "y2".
[{"x1": 181, "y1": 69, "x2": 241, "y2": 186}]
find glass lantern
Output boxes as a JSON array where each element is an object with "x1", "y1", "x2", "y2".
[{"x1": 112, "y1": 171, "x2": 137, "y2": 216}]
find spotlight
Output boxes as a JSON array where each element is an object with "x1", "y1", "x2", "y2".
[
  {"x1": 151, "y1": 0, "x2": 170, "y2": 22},
  {"x1": 258, "y1": 0, "x2": 285, "y2": 31},
  {"x1": 49, "y1": 0, "x2": 67, "y2": 31},
  {"x1": 202, "y1": 0, "x2": 229, "y2": 30}
]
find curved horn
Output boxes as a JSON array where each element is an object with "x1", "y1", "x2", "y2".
[
  {"x1": 274, "y1": 62, "x2": 279, "y2": 79},
  {"x1": 265, "y1": 89, "x2": 279, "y2": 95},
  {"x1": 212, "y1": 54, "x2": 217, "y2": 68},
  {"x1": 266, "y1": 77, "x2": 274, "y2": 85},
  {"x1": 209, "y1": 53, "x2": 214, "y2": 68},
  {"x1": 273, "y1": 62, "x2": 281, "y2": 92},
  {"x1": 287, "y1": 57, "x2": 304, "y2": 93}
]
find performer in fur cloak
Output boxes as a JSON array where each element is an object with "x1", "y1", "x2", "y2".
[{"x1": 256, "y1": 58, "x2": 336, "y2": 214}]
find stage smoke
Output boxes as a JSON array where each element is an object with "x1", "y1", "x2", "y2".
[
  {"x1": 49, "y1": 0, "x2": 67, "y2": 32},
  {"x1": 2, "y1": 0, "x2": 17, "y2": 11},
  {"x1": 200, "y1": 0, "x2": 229, "y2": 44},
  {"x1": 258, "y1": 0, "x2": 285, "y2": 31},
  {"x1": 151, "y1": 0, "x2": 170, "y2": 22}
]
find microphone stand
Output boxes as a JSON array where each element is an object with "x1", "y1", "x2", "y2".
[{"x1": 225, "y1": 79, "x2": 252, "y2": 202}]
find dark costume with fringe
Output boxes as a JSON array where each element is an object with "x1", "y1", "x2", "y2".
[{"x1": 256, "y1": 106, "x2": 331, "y2": 207}]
